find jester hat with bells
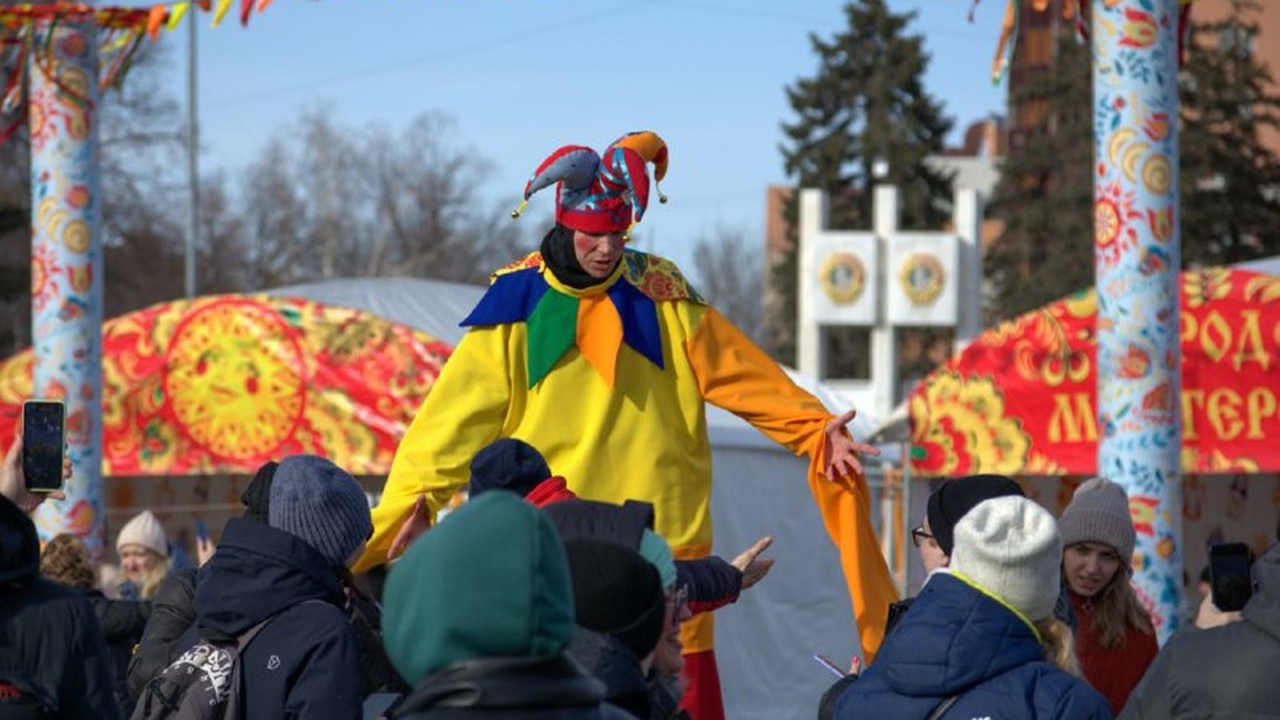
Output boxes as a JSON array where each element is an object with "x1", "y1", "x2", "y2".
[{"x1": 512, "y1": 131, "x2": 669, "y2": 237}]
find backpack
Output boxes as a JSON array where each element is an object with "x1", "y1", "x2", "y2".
[
  {"x1": 0, "y1": 679, "x2": 47, "y2": 720},
  {"x1": 131, "y1": 601, "x2": 321, "y2": 720}
]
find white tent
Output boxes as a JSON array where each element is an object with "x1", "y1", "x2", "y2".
[{"x1": 270, "y1": 277, "x2": 885, "y2": 720}]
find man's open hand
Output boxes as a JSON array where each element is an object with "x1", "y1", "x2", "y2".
[{"x1": 823, "y1": 409, "x2": 879, "y2": 481}]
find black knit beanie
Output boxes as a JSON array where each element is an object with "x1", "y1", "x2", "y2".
[
  {"x1": 240, "y1": 460, "x2": 279, "y2": 523},
  {"x1": 926, "y1": 474, "x2": 1025, "y2": 556},
  {"x1": 469, "y1": 438, "x2": 551, "y2": 498},
  {"x1": 564, "y1": 538, "x2": 665, "y2": 661}
]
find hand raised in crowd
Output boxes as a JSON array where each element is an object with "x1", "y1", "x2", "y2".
[
  {"x1": 823, "y1": 409, "x2": 879, "y2": 481},
  {"x1": 731, "y1": 535, "x2": 776, "y2": 590},
  {"x1": 0, "y1": 435, "x2": 68, "y2": 513},
  {"x1": 389, "y1": 494, "x2": 432, "y2": 561},
  {"x1": 196, "y1": 535, "x2": 217, "y2": 566},
  {"x1": 1195, "y1": 591, "x2": 1244, "y2": 629}
]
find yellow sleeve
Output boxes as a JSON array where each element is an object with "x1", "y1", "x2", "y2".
[
  {"x1": 352, "y1": 326, "x2": 511, "y2": 573},
  {"x1": 685, "y1": 307, "x2": 898, "y2": 661}
]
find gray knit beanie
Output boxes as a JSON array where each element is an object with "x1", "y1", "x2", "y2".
[
  {"x1": 269, "y1": 454, "x2": 373, "y2": 568},
  {"x1": 1058, "y1": 478, "x2": 1136, "y2": 562}
]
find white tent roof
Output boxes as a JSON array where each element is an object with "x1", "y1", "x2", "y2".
[{"x1": 267, "y1": 276, "x2": 881, "y2": 444}]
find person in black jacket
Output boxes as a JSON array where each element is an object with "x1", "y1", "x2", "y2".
[
  {"x1": 125, "y1": 461, "x2": 278, "y2": 699},
  {"x1": 126, "y1": 461, "x2": 405, "y2": 704},
  {"x1": 162, "y1": 454, "x2": 373, "y2": 720},
  {"x1": 563, "y1": 539, "x2": 667, "y2": 719},
  {"x1": 40, "y1": 532, "x2": 150, "y2": 717},
  {"x1": 1119, "y1": 541, "x2": 1280, "y2": 719},
  {"x1": 0, "y1": 435, "x2": 119, "y2": 719},
  {"x1": 540, "y1": 499, "x2": 697, "y2": 719},
  {"x1": 539, "y1": 497, "x2": 771, "y2": 616}
]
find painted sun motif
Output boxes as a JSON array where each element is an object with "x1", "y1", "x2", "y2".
[
  {"x1": 164, "y1": 300, "x2": 306, "y2": 460},
  {"x1": 1096, "y1": 200, "x2": 1121, "y2": 247},
  {"x1": 1095, "y1": 181, "x2": 1142, "y2": 268}
]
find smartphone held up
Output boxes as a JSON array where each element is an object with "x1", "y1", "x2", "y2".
[
  {"x1": 22, "y1": 399, "x2": 66, "y2": 493},
  {"x1": 1209, "y1": 542, "x2": 1254, "y2": 613}
]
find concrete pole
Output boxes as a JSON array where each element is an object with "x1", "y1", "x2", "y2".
[
  {"x1": 185, "y1": 11, "x2": 199, "y2": 298},
  {"x1": 1093, "y1": 0, "x2": 1183, "y2": 640},
  {"x1": 952, "y1": 188, "x2": 984, "y2": 351},
  {"x1": 797, "y1": 189, "x2": 825, "y2": 380},
  {"x1": 29, "y1": 20, "x2": 106, "y2": 558},
  {"x1": 871, "y1": 186, "x2": 899, "y2": 421}
]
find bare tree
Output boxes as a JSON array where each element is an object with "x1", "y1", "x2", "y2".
[
  {"x1": 0, "y1": 38, "x2": 190, "y2": 340},
  {"x1": 195, "y1": 170, "x2": 249, "y2": 295},
  {"x1": 692, "y1": 226, "x2": 765, "y2": 343},
  {"x1": 237, "y1": 109, "x2": 531, "y2": 288},
  {"x1": 97, "y1": 42, "x2": 190, "y2": 314}
]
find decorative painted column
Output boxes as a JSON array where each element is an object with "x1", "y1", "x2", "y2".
[
  {"x1": 1093, "y1": 0, "x2": 1183, "y2": 641},
  {"x1": 29, "y1": 21, "x2": 106, "y2": 558}
]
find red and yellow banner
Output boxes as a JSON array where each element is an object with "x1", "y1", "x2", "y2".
[
  {"x1": 0, "y1": 294, "x2": 452, "y2": 475},
  {"x1": 910, "y1": 268, "x2": 1280, "y2": 477}
]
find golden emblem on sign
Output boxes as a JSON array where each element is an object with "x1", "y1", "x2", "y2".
[
  {"x1": 899, "y1": 252, "x2": 945, "y2": 306},
  {"x1": 819, "y1": 252, "x2": 866, "y2": 305}
]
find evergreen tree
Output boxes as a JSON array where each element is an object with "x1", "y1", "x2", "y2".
[
  {"x1": 988, "y1": 2, "x2": 1280, "y2": 323},
  {"x1": 1180, "y1": 0, "x2": 1280, "y2": 267},
  {"x1": 770, "y1": 0, "x2": 954, "y2": 364},
  {"x1": 986, "y1": 32, "x2": 1093, "y2": 321}
]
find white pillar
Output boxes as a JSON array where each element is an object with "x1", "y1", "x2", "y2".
[
  {"x1": 953, "y1": 188, "x2": 984, "y2": 351},
  {"x1": 871, "y1": 186, "x2": 899, "y2": 421},
  {"x1": 797, "y1": 189, "x2": 826, "y2": 379}
]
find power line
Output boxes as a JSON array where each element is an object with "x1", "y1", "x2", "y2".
[{"x1": 207, "y1": 3, "x2": 655, "y2": 109}]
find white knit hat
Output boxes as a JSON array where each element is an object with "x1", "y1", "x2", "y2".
[
  {"x1": 950, "y1": 496, "x2": 1062, "y2": 621},
  {"x1": 115, "y1": 510, "x2": 169, "y2": 558}
]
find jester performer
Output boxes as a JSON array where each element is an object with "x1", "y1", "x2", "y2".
[{"x1": 354, "y1": 131, "x2": 898, "y2": 719}]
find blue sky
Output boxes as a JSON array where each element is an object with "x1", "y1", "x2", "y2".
[{"x1": 171, "y1": 0, "x2": 1005, "y2": 273}]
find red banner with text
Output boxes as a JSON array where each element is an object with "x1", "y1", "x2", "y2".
[{"x1": 910, "y1": 268, "x2": 1280, "y2": 477}]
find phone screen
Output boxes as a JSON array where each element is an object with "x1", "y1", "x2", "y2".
[
  {"x1": 22, "y1": 400, "x2": 65, "y2": 492},
  {"x1": 1210, "y1": 542, "x2": 1253, "y2": 612}
]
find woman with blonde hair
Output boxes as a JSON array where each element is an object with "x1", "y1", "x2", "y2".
[
  {"x1": 114, "y1": 510, "x2": 171, "y2": 601},
  {"x1": 41, "y1": 532, "x2": 150, "y2": 717},
  {"x1": 827, "y1": 496, "x2": 1109, "y2": 720},
  {"x1": 1059, "y1": 478, "x2": 1157, "y2": 715}
]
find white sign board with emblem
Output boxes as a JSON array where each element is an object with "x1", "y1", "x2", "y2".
[
  {"x1": 886, "y1": 233, "x2": 958, "y2": 326},
  {"x1": 805, "y1": 232, "x2": 877, "y2": 326}
]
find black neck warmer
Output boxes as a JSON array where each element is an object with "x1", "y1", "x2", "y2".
[{"x1": 540, "y1": 224, "x2": 616, "y2": 290}]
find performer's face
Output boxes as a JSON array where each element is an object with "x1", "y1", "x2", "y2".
[{"x1": 573, "y1": 230, "x2": 625, "y2": 278}]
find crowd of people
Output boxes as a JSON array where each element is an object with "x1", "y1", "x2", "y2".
[
  {"x1": 3, "y1": 435, "x2": 1280, "y2": 719},
  {"x1": 3, "y1": 129, "x2": 1279, "y2": 719}
]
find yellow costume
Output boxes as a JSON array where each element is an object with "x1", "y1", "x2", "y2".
[{"x1": 356, "y1": 244, "x2": 898, "y2": 660}]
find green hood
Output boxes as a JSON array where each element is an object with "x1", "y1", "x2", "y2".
[{"x1": 382, "y1": 492, "x2": 575, "y2": 683}]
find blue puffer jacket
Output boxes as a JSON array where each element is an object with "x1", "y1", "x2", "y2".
[
  {"x1": 832, "y1": 572, "x2": 1112, "y2": 720},
  {"x1": 190, "y1": 518, "x2": 362, "y2": 720}
]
